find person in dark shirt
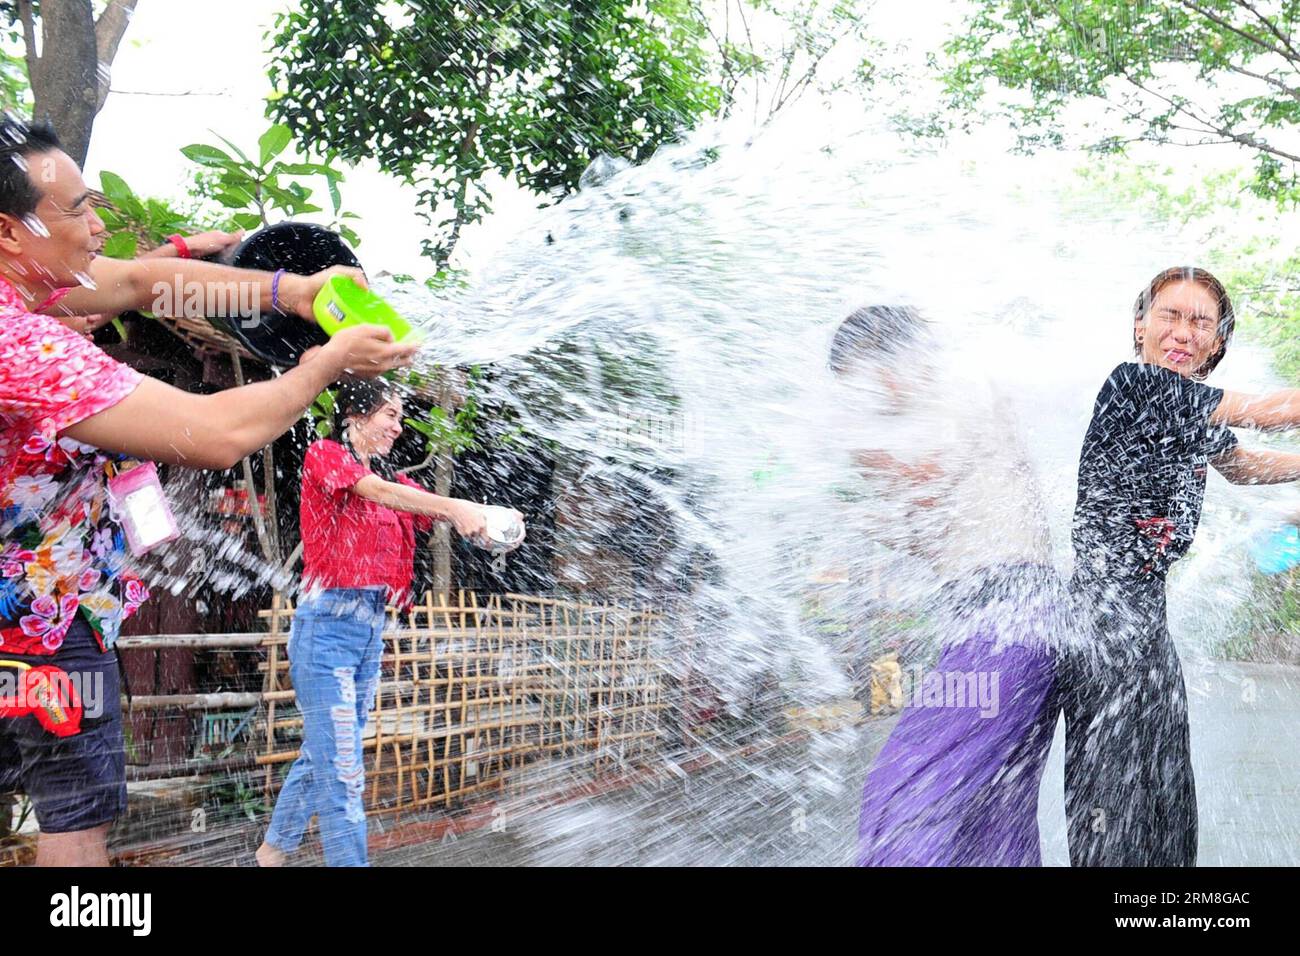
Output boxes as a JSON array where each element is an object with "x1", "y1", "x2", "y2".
[{"x1": 1064, "y1": 266, "x2": 1300, "y2": 867}]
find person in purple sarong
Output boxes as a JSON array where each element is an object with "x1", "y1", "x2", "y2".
[{"x1": 829, "y1": 305, "x2": 1065, "y2": 866}]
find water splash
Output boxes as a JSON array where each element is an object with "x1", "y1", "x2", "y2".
[
  {"x1": 49, "y1": 97, "x2": 1299, "y2": 868},
  {"x1": 370, "y1": 103, "x2": 1300, "y2": 865},
  {"x1": 20, "y1": 214, "x2": 48, "y2": 239}
]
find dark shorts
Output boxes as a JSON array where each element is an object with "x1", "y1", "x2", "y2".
[{"x1": 0, "y1": 618, "x2": 126, "y2": 833}]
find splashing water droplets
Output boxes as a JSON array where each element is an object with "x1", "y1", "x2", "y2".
[
  {"x1": 21, "y1": 214, "x2": 48, "y2": 238},
  {"x1": 74, "y1": 96, "x2": 1300, "y2": 865}
]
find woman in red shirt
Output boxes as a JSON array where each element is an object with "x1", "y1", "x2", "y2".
[{"x1": 256, "y1": 379, "x2": 522, "y2": 866}]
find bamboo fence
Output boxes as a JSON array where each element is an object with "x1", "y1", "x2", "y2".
[{"x1": 255, "y1": 590, "x2": 670, "y2": 815}]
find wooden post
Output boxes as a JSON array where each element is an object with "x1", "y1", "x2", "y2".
[
  {"x1": 261, "y1": 442, "x2": 281, "y2": 563},
  {"x1": 229, "y1": 351, "x2": 279, "y2": 568},
  {"x1": 263, "y1": 593, "x2": 287, "y2": 795},
  {"x1": 429, "y1": 372, "x2": 457, "y2": 603}
]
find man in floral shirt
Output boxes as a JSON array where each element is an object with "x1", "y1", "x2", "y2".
[
  {"x1": 0, "y1": 117, "x2": 417, "y2": 865},
  {"x1": 0, "y1": 284, "x2": 151, "y2": 653}
]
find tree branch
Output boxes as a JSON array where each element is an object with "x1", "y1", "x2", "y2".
[
  {"x1": 766, "y1": 39, "x2": 794, "y2": 120},
  {"x1": 1223, "y1": 62, "x2": 1300, "y2": 102},
  {"x1": 691, "y1": 0, "x2": 735, "y2": 115},
  {"x1": 1230, "y1": 0, "x2": 1300, "y2": 66},
  {"x1": 441, "y1": 117, "x2": 482, "y2": 265},
  {"x1": 108, "y1": 88, "x2": 225, "y2": 97},
  {"x1": 1126, "y1": 74, "x2": 1300, "y2": 164},
  {"x1": 397, "y1": 448, "x2": 438, "y2": 476},
  {"x1": 769, "y1": 25, "x2": 855, "y2": 121},
  {"x1": 734, "y1": 0, "x2": 759, "y2": 120},
  {"x1": 94, "y1": 0, "x2": 140, "y2": 111},
  {"x1": 16, "y1": 0, "x2": 38, "y2": 89},
  {"x1": 1175, "y1": 0, "x2": 1298, "y2": 68}
]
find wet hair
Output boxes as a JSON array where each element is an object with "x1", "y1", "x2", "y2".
[
  {"x1": 333, "y1": 378, "x2": 400, "y2": 480},
  {"x1": 1133, "y1": 266, "x2": 1235, "y2": 380},
  {"x1": 828, "y1": 305, "x2": 929, "y2": 375},
  {"x1": 0, "y1": 115, "x2": 61, "y2": 220}
]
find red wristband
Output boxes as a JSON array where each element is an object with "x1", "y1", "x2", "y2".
[{"x1": 166, "y1": 234, "x2": 191, "y2": 259}]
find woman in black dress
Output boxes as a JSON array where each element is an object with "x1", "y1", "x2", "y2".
[{"x1": 1064, "y1": 266, "x2": 1300, "y2": 867}]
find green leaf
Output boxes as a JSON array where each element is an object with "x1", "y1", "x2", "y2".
[
  {"x1": 405, "y1": 418, "x2": 436, "y2": 438},
  {"x1": 273, "y1": 162, "x2": 336, "y2": 177},
  {"x1": 260, "y1": 182, "x2": 307, "y2": 207},
  {"x1": 98, "y1": 170, "x2": 135, "y2": 205},
  {"x1": 212, "y1": 132, "x2": 254, "y2": 165},
  {"x1": 102, "y1": 232, "x2": 138, "y2": 259},
  {"x1": 215, "y1": 190, "x2": 252, "y2": 209},
  {"x1": 144, "y1": 198, "x2": 176, "y2": 222},
  {"x1": 231, "y1": 212, "x2": 264, "y2": 230},
  {"x1": 181, "y1": 143, "x2": 236, "y2": 167},
  {"x1": 258, "y1": 124, "x2": 293, "y2": 166}
]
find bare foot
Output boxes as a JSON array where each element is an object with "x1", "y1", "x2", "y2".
[{"x1": 255, "y1": 842, "x2": 286, "y2": 867}]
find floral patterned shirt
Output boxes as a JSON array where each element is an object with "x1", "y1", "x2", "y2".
[{"x1": 0, "y1": 276, "x2": 150, "y2": 655}]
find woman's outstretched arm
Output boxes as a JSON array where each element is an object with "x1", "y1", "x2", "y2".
[
  {"x1": 1213, "y1": 389, "x2": 1300, "y2": 431},
  {"x1": 1212, "y1": 446, "x2": 1300, "y2": 485},
  {"x1": 351, "y1": 475, "x2": 526, "y2": 544}
]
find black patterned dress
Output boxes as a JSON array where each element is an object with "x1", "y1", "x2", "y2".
[{"x1": 1062, "y1": 362, "x2": 1238, "y2": 867}]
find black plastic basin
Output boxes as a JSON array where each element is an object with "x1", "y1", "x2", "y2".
[{"x1": 203, "y1": 221, "x2": 363, "y2": 367}]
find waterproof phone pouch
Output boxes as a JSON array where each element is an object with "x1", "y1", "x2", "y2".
[{"x1": 108, "y1": 461, "x2": 180, "y2": 555}]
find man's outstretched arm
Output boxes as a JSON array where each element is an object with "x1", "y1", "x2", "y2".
[{"x1": 62, "y1": 326, "x2": 416, "y2": 470}]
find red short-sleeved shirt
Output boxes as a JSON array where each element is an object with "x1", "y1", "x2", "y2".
[
  {"x1": 299, "y1": 438, "x2": 434, "y2": 605},
  {"x1": 0, "y1": 276, "x2": 150, "y2": 654}
]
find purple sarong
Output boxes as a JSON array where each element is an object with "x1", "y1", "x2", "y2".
[{"x1": 856, "y1": 566, "x2": 1060, "y2": 866}]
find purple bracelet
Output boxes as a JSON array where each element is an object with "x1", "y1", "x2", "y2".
[{"x1": 270, "y1": 268, "x2": 287, "y2": 315}]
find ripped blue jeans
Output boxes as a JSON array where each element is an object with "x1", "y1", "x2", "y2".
[{"x1": 264, "y1": 587, "x2": 386, "y2": 866}]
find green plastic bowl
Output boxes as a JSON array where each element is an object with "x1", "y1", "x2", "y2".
[{"x1": 313, "y1": 275, "x2": 415, "y2": 342}]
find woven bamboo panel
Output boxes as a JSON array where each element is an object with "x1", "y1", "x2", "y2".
[{"x1": 154, "y1": 313, "x2": 254, "y2": 361}]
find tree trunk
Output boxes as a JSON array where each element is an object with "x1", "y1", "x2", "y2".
[
  {"x1": 429, "y1": 374, "x2": 457, "y2": 601},
  {"x1": 93, "y1": 0, "x2": 137, "y2": 112},
  {"x1": 20, "y1": 0, "x2": 139, "y2": 167},
  {"x1": 435, "y1": 117, "x2": 482, "y2": 266},
  {"x1": 0, "y1": 792, "x2": 16, "y2": 838},
  {"x1": 430, "y1": 456, "x2": 454, "y2": 600}
]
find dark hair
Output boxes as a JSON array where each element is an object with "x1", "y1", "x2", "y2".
[
  {"x1": 829, "y1": 305, "x2": 928, "y2": 375},
  {"x1": 0, "y1": 115, "x2": 61, "y2": 220},
  {"x1": 333, "y1": 378, "x2": 400, "y2": 480},
  {"x1": 1133, "y1": 266, "x2": 1235, "y2": 380}
]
